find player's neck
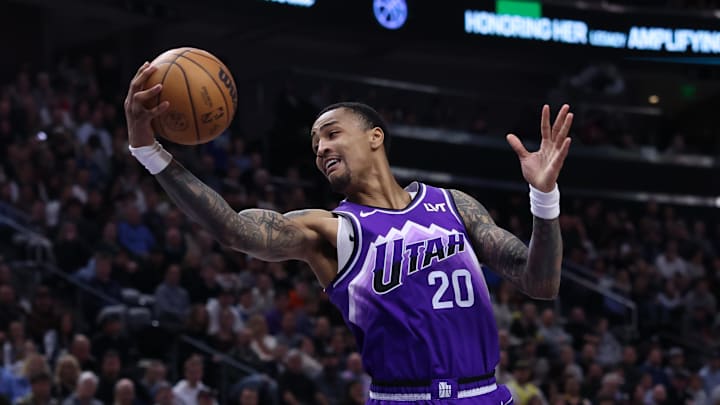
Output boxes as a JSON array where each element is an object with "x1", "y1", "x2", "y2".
[{"x1": 346, "y1": 164, "x2": 409, "y2": 209}]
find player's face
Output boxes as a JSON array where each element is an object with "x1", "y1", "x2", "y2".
[{"x1": 311, "y1": 108, "x2": 374, "y2": 193}]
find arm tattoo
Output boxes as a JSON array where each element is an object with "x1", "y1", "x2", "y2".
[
  {"x1": 155, "y1": 160, "x2": 306, "y2": 261},
  {"x1": 450, "y1": 189, "x2": 562, "y2": 299}
]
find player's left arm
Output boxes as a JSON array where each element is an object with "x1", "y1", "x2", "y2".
[
  {"x1": 452, "y1": 104, "x2": 573, "y2": 300},
  {"x1": 450, "y1": 189, "x2": 561, "y2": 299}
]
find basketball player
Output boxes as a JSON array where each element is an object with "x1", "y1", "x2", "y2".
[{"x1": 125, "y1": 63, "x2": 572, "y2": 404}]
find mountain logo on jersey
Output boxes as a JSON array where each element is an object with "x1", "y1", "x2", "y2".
[{"x1": 364, "y1": 221, "x2": 466, "y2": 295}]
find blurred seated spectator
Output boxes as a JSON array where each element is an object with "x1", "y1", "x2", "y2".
[
  {"x1": 95, "y1": 351, "x2": 123, "y2": 405},
  {"x1": 153, "y1": 264, "x2": 190, "y2": 331},
  {"x1": 0, "y1": 284, "x2": 25, "y2": 331},
  {"x1": 90, "y1": 313, "x2": 132, "y2": 363},
  {"x1": 116, "y1": 203, "x2": 155, "y2": 259},
  {"x1": 52, "y1": 355, "x2": 80, "y2": 401},
  {"x1": 15, "y1": 370, "x2": 56, "y2": 405},
  {"x1": 278, "y1": 349, "x2": 327, "y2": 405},
  {"x1": 67, "y1": 335, "x2": 96, "y2": 373},
  {"x1": 61, "y1": 371, "x2": 101, "y2": 405},
  {"x1": 206, "y1": 287, "x2": 242, "y2": 336},
  {"x1": 113, "y1": 378, "x2": 135, "y2": 405},
  {"x1": 172, "y1": 355, "x2": 209, "y2": 405},
  {"x1": 82, "y1": 251, "x2": 122, "y2": 322}
]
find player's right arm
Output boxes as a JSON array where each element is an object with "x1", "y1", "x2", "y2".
[
  {"x1": 124, "y1": 63, "x2": 338, "y2": 282},
  {"x1": 154, "y1": 160, "x2": 323, "y2": 262}
]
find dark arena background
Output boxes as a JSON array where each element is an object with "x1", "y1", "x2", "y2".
[{"x1": 1, "y1": 0, "x2": 720, "y2": 404}]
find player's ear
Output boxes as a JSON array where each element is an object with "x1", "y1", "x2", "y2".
[{"x1": 369, "y1": 127, "x2": 384, "y2": 151}]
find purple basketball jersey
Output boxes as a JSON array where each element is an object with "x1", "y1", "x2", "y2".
[{"x1": 325, "y1": 182, "x2": 499, "y2": 382}]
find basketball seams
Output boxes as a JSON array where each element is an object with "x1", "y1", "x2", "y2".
[
  {"x1": 175, "y1": 54, "x2": 231, "y2": 129},
  {"x1": 154, "y1": 49, "x2": 194, "y2": 140},
  {"x1": 172, "y1": 62, "x2": 202, "y2": 144},
  {"x1": 186, "y1": 50, "x2": 237, "y2": 110}
]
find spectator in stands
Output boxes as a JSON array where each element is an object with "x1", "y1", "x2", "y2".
[
  {"x1": 68, "y1": 336, "x2": 95, "y2": 373},
  {"x1": 26, "y1": 286, "x2": 59, "y2": 347},
  {"x1": 641, "y1": 348, "x2": 669, "y2": 388},
  {"x1": 594, "y1": 318, "x2": 621, "y2": 367},
  {"x1": 136, "y1": 360, "x2": 166, "y2": 405},
  {"x1": 153, "y1": 264, "x2": 190, "y2": 330},
  {"x1": 113, "y1": 379, "x2": 135, "y2": 405},
  {"x1": 537, "y1": 308, "x2": 571, "y2": 358},
  {"x1": 700, "y1": 351, "x2": 720, "y2": 397},
  {"x1": 558, "y1": 375, "x2": 591, "y2": 405},
  {"x1": 150, "y1": 381, "x2": 174, "y2": 405},
  {"x1": 3, "y1": 320, "x2": 29, "y2": 371},
  {"x1": 655, "y1": 240, "x2": 687, "y2": 279},
  {"x1": 90, "y1": 313, "x2": 131, "y2": 363},
  {"x1": 161, "y1": 227, "x2": 186, "y2": 265},
  {"x1": 237, "y1": 386, "x2": 259, "y2": 405},
  {"x1": 61, "y1": 371, "x2": 101, "y2": 405},
  {"x1": 492, "y1": 282, "x2": 515, "y2": 331},
  {"x1": 53, "y1": 222, "x2": 91, "y2": 274},
  {"x1": 340, "y1": 379, "x2": 364, "y2": 405},
  {"x1": 251, "y1": 274, "x2": 274, "y2": 315},
  {"x1": 496, "y1": 350, "x2": 514, "y2": 386},
  {"x1": 235, "y1": 288, "x2": 257, "y2": 323},
  {"x1": 339, "y1": 353, "x2": 370, "y2": 401},
  {"x1": 554, "y1": 344, "x2": 583, "y2": 384},
  {"x1": 247, "y1": 314, "x2": 276, "y2": 364},
  {"x1": 195, "y1": 387, "x2": 217, "y2": 405},
  {"x1": 184, "y1": 262, "x2": 221, "y2": 305},
  {"x1": 685, "y1": 372, "x2": 707, "y2": 405},
  {"x1": 644, "y1": 384, "x2": 667, "y2": 405},
  {"x1": 0, "y1": 284, "x2": 25, "y2": 331},
  {"x1": 656, "y1": 279, "x2": 683, "y2": 326},
  {"x1": 52, "y1": 355, "x2": 80, "y2": 401},
  {"x1": 116, "y1": 203, "x2": 155, "y2": 258},
  {"x1": 275, "y1": 312, "x2": 303, "y2": 349},
  {"x1": 313, "y1": 349, "x2": 342, "y2": 405},
  {"x1": 173, "y1": 355, "x2": 209, "y2": 405},
  {"x1": 206, "y1": 287, "x2": 242, "y2": 336},
  {"x1": 564, "y1": 307, "x2": 594, "y2": 353},
  {"x1": 279, "y1": 349, "x2": 327, "y2": 405},
  {"x1": 510, "y1": 303, "x2": 539, "y2": 341},
  {"x1": 210, "y1": 308, "x2": 236, "y2": 353},
  {"x1": 84, "y1": 251, "x2": 122, "y2": 322},
  {"x1": 16, "y1": 370, "x2": 55, "y2": 405},
  {"x1": 507, "y1": 360, "x2": 545, "y2": 405},
  {"x1": 95, "y1": 351, "x2": 123, "y2": 405}
]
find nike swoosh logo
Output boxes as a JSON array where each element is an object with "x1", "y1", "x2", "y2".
[{"x1": 359, "y1": 210, "x2": 377, "y2": 218}]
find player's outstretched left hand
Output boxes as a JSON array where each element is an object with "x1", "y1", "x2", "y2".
[{"x1": 506, "y1": 104, "x2": 573, "y2": 192}]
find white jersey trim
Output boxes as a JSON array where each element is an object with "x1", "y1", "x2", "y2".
[
  {"x1": 368, "y1": 392, "x2": 431, "y2": 401},
  {"x1": 457, "y1": 383, "x2": 498, "y2": 398},
  {"x1": 369, "y1": 382, "x2": 498, "y2": 401},
  {"x1": 337, "y1": 215, "x2": 354, "y2": 272},
  {"x1": 332, "y1": 211, "x2": 363, "y2": 288}
]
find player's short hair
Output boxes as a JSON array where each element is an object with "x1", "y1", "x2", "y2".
[{"x1": 316, "y1": 102, "x2": 391, "y2": 156}]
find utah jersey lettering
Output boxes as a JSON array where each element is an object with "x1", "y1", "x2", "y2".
[{"x1": 325, "y1": 182, "x2": 500, "y2": 382}]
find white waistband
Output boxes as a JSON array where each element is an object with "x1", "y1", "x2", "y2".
[{"x1": 369, "y1": 382, "x2": 497, "y2": 402}]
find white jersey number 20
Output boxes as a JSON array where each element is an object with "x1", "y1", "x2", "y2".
[{"x1": 428, "y1": 269, "x2": 475, "y2": 309}]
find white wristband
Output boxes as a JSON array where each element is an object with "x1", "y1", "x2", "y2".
[
  {"x1": 529, "y1": 184, "x2": 560, "y2": 219},
  {"x1": 128, "y1": 141, "x2": 173, "y2": 175}
]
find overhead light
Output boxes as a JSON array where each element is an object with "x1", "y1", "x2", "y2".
[{"x1": 648, "y1": 95, "x2": 660, "y2": 104}]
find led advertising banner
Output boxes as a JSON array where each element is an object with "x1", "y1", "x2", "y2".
[{"x1": 253, "y1": 0, "x2": 720, "y2": 56}]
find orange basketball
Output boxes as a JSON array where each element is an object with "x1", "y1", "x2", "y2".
[{"x1": 143, "y1": 47, "x2": 237, "y2": 145}]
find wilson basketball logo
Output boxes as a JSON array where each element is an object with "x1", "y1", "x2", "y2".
[{"x1": 218, "y1": 68, "x2": 237, "y2": 110}]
